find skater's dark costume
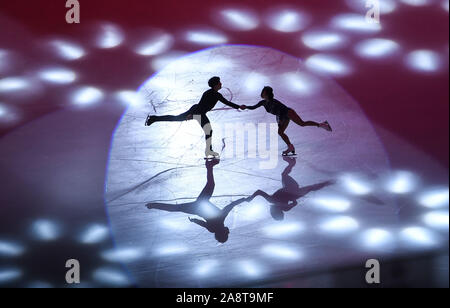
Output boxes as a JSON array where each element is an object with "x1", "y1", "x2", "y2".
[
  {"x1": 146, "y1": 159, "x2": 247, "y2": 243},
  {"x1": 148, "y1": 87, "x2": 240, "y2": 154},
  {"x1": 245, "y1": 86, "x2": 332, "y2": 156},
  {"x1": 247, "y1": 157, "x2": 333, "y2": 221}
]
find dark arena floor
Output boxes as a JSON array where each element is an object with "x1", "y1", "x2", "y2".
[{"x1": 0, "y1": 0, "x2": 448, "y2": 289}]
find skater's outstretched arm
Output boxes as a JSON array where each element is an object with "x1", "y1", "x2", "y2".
[
  {"x1": 221, "y1": 197, "x2": 248, "y2": 218},
  {"x1": 146, "y1": 202, "x2": 185, "y2": 212},
  {"x1": 245, "y1": 101, "x2": 264, "y2": 110},
  {"x1": 189, "y1": 217, "x2": 208, "y2": 228},
  {"x1": 217, "y1": 93, "x2": 240, "y2": 110}
]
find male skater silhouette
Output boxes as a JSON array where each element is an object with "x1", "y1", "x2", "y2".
[
  {"x1": 146, "y1": 159, "x2": 247, "y2": 243},
  {"x1": 145, "y1": 77, "x2": 245, "y2": 158}
]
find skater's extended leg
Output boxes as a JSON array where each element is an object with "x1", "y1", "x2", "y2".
[
  {"x1": 288, "y1": 109, "x2": 320, "y2": 127},
  {"x1": 145, "y1": 109, "x2": 192, "y2": 126},
  {"x1": 196, "y1": 114, "x2": 219, "y2": 157}
]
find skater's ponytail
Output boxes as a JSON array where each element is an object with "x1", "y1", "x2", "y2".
[{"x1": 261, "y1": 86, "x2": 274, "y2": 100}]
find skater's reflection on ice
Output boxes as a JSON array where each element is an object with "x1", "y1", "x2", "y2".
[
  {"x1": 146, "y1": 159, "x2": 247, "y2": 243},
  {"x1": 247, "y1": 157, "x2": 334, "y2": 221}
]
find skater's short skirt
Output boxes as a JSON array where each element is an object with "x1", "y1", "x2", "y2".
[{"x1": 276, "y1": 108, "x2": 292, "y2": 125}]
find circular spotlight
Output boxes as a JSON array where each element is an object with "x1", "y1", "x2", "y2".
[
  {"x1": 359, "y1": 228, "x2": 396, "y2": 250},
  {"x1": 400, "y1": 0, "x2": 431, "y2": 6},
  {"x1": 312, "y1": 196, "x2": 352, "y2": 213},
  {"x1": 266, "y1": 8, "x2": 310, "y2": 32},
  {"x1": 79, "y1": 224, "x2": 109, "y2": 244},
  {"x1": 320, "y1": 216, "x2": 359, "y2": 234},
  {"x1": 383, "y1": 171, "x2": 418, "y2": 194},
  {"x1": 355, "y1": 38, "x2": 400, "y2": 59},
  {"x1": 49, "y1": 40, "x2": 85, "y2": 61},
  {"x1": 406, "y1": 50, "x2": 443, "y2": 73},
  {"x1": 424, "y1": 211, "x2": 449, "y2": 230},
  {"x1": 262, "y1": 222, "x2": 304, "y2": 237},
  {"x1": 302, "y1": 31, "x2": 347, "y2": 51},
  {"x1": 151, "y1": 51, "x2": 188, "y2": 71},
  {"x1": 340, "y1": 173, "x2": 372, "y2": 195},
  {"x1": 346, "y1": 0, "x2": 398, "y2": 14},
  {"x1": 135, "y1": 33, "x2": 174, "y2": 56},
  {"x1": 0, "y1": 240, "x2": 25, "y2": 257},
  {"x1": 237, "y1": 260, "x2": 265, "y2": 278},
  {"x1": 195, "y1": 260, "x2": 219, "y2": 277},
  {"x1": 185, "y1": 29, "x2": 228, "y2": 45},
  {"x1": 0, "y1": 103, "x2": 19, "y2": 125},
  {"x1": 418, "y1": 187, "x2": 449, "y2": 209},
  {"x1": 400, "y1": 227, "x2": 438, "y2": 248},
  {"x1": 305, "y1": 54, "x2": 351, "y2": 76},
  {"x1": 38, "y1": 67, "x2": 77, "y2": 85},
  {"x1": 0, "y1": 268, "x2": 22, "y2": 284},
  {"x1": 71, "y1": 86, "x2": 104, "y2": 107},
  {"x1": 0, "y1": 77, "x2": 30, "y2": 93},
  {"x1": 219, "y1": 8, "x2": 259, "y2": 31},
  {"x1": 261, "y1": 244, "x2": 302, "y2": 261},
  {"x1": 155, "y1": 243, "x2": 189, "y2": 256},
  {"x1": 243, "y1": 72, "x2": 271, "y2": 93},
  {"x1": 30, "y1": 219, "x2": 61, "y2": 241},
  {"x1": 281, "y1": 72, "x2": 321, "y2": 96},
  {"x1": 95, "y1": 23, "x2": 124, "y2": 49},
  {"x1": 93, "y1": 267, "x2": 131, "y2": 286},
  {"x1": 115, "y1": 91, "x2": 146, "y2": 107},
  {"x1": 101, "y1": 247, "x2": 144, "y2": 262},
  {"x1": 332, "y1": 14, "x2": 382, "y2": 33}
]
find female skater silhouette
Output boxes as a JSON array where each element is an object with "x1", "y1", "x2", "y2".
[
  {"x1": 145, "y1": 77, "x2": 245, "y2": 158},
  {"x1": 242, "y1": 86, "x2": 332, "y2": 156}
]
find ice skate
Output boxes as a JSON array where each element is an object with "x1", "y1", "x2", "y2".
[
  {"x1": 320, "y1": 121, "x2": 332, "y2": 132},
  {"x1": 205, "y1": 149, "x2": 220, "y2": 160},
  {"x1": 282, "y1": 144, "x2": 296, "y2": 156},
  {"x1": 145, "y1": 114, "x2": 156, "y2": 126}
]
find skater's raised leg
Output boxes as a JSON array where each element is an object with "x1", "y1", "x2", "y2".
[
  {"x1": 145, "y1": 110, "x2": 191, "y2": 126},
  {"x1": 287, "y1": 109, "x2": 332, "y2": 132}
]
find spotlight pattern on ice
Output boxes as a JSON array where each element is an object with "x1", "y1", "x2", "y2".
[
  {"x1": 305, "y1": 54, "x2": 351, "y2": 76},
  {"x1": 266, "y1": 8, "x2": 310, "y2": 32},
  {"x1": 135, "y1": 33, "x2": 174, "y2": 56},
  {"x1": 418, "y1": 188, "x2": 449, "y2": 209},
  {"x1": 0, "y1": 269, "x2": 22, "y2": 283},
  {"x1": 155, "y1": 244, "x2": 189, "y2": 256},
  {"x1": 406, "y1": 50, "x2": 443, "y2": 73},
  {"x1": 79, "y1": 224, "x2": 109, "y2": 244},
  {"x1": 384, "y1": 171, "x2": 418, "y2": 194},
  {"x1": 0, "y1": 77, "x2": 30, "y2": 93},
  {"x1": 262, "y1": 222, "x2": 304, "y2": 237},
  {"x1": 261, "y1": 244, "x2": 301, "y2": 261},
  {"x1": 302, "y1": 31, "x2": 347, "y2": 51},
  {"x1": 50, "y1": 40, "x2": 85, "y2": 60},
  {"x1": 0, "y1": 240, "x2": 25, "y2": 257},
  {"x1": 238, "y1": 260, "x2": 264, "y2": 278},
  {"x1": 281, "y1": 72, "x2": 320, "y2": 96},
  {"x1": 359, "y1": 228, "x2": 396, "y2": 250},
  {"x1": 332, "y1": 14, "x2": 382, "y2": 33},
  {"x1": 38, "y1": 68, "x2": 76, "y2": 84},
  {"x1": 195, "y1": 260, "x2": 219, "y2": 277},
  {"x1": 93, "y1": 267, "x2": 131, "y2": 286},
  {"x1": 312, "y1": 196, "x2": 351, "y2": 213},
  {"x1": 355, "y1": 39, "x2": 400, "y2": 59},
  {"x1": 340, "y1": 173, "x2": 372, "y2": 195},
  {"x1": 71, "y1": 87, "x2": 104, "y2": 107},
  {"x1": 102, "y1": 248, "x2": 144, "y2": 262},
  {"x1": 320, "y1": 216, "x2": 359, "y2": 234},
  {"x1": 115, "y1": 91, "x2": 145, "y2": 107},
  {"x1": 346, "y1": 0, "x2": 398, "y2": 14},
  {"x1": 96, "y1": 24, "x2": 124, "y2": 49},
  {"x1": 185, "y1": 30, "x2": 227, "y2": 45},
  {"x1": 400, "y1": 227, "x2": 438, "y2": 248},
  {"x1": 400, "y1": 0, "x2": 431, "y2": 6},
  {"x1": 31, "y1": 220, "x2": 60, "y2": 241},
  {"x1": 220, "y1": 9, "x2": 259, "y2": 31},
  {"x1": 423, "y1": 211, "x2": 449, "y2": 230}
]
